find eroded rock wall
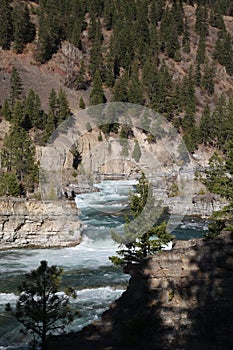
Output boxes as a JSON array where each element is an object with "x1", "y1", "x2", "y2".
[{"x1": 0, "y1": 199, "x2": 82, "y2": 249}]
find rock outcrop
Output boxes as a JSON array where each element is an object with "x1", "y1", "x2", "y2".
[
  {"x1": 49, "y1": 231, "x2": 233, "y2": 350},
  {"x1": 0, "y1": 199, "x2": 82, "y2": 249}
]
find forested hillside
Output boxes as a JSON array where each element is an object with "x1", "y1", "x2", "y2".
[{"x1": 1, "y1": 0, "x2": 233, "y2": 195}]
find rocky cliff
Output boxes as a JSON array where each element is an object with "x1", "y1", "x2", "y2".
[
  {"x1": 49, "y1": 231, "x2": 233, "y2": 350},
  {"x1": 0, "y1": 199, "x2": 82, "y2": 249}
]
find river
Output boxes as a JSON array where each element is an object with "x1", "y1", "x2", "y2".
[{"x1": 0, "y1": 180, "x2": 208, "y2": 349}]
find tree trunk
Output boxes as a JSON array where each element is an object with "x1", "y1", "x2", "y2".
[{"x1": 42, "y1": 330, "x2": 47, "y2": 350}]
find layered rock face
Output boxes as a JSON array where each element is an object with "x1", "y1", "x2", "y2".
[
  {"x1": 49, "y1": 231, "x2": 233, "y2": 350},
  {"x1": 0, "y1": 199, "x2": 82, "y2": 249}
]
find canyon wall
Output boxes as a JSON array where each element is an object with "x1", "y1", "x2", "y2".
[{"x1": 0, "y1": 199, "x2": 82, "y2": 249}]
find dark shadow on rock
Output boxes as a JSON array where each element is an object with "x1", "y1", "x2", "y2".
[
  {"x1": 48, "y1": 260, "x2": 165, "y2": 350},
  {"x1": 48, "y1": 232, "x2": 233, "y2": 350},
  {"x1": 171, "y1": 231, "x2": 233, "y2": 350}
]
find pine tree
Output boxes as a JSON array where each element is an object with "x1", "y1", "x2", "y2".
[
  {"x1": 2, "y1": 99, "x2": 12, "y2": 122},
  {"x1": 56, "y1": 89, "x2": 71, "y2": 124},
  {"x1": 103, "y1": 0, "x2": 114, "y2": 30},
  {"x1": 44, "y1": 89, "x2": 57, "y2": 141},
  {"x1": 70, "y1": 21, "x2": 82, "y2": 48},
  {"x1": 11, "y1": 100, "x2": 24, "y2": 128},
  {"x1": 90, "y1": 70, "x2": 106, "y2": 106},
  {"x1": 202, "y1": 61, "x2": 215, "y2": 96},
  {"x1": 12, "y1": 2, "x2": 35, "y2": 53},
  {"x1": 195, "y1": 63, "x2": 202, "y2": 87},
  {"x1": 127, "y1": 65, "x2": 143, "y2": 104},
  {"x1": 25, "y1": 89, "x2": 42, "y2": 129},
  {"x1": 213, "y1": 31, "x2": 233, "y2": 75},
  {"x1": 196, "y1": 30, "x2": 206, "y2": 65},
  {"x1": 142, "y1": 55, "x2": 159, "y2": 103},
  {"x1": 104, "y1": 40, "x2": 115, "y2": 87},
  {"x1": 150, "y1": 0, "x2": 165, "y2": 25},
  {"x1": 0, "y1": 0, "x2": 13, "y2": 50},
  {"x1": 132, "y1": 140, "x2": 141, "y2": 163},
  {"x1": 149, "y1": 25, "x2": 160, "y2": 59},
  {"x1": 195, "y1": 4, "x2": 208, "y2": 36},
  {"x1": 182, "y1": 19, "x2": 191, "y2": 53},
  {"x1": 171, "y1": 0, "x2": 184, "y2": 35},
  {"x1": 113, "y1": 73, "x2": 128, "y2": 102},
  {"x1": 182, "y1": 68, "x2": 196, "y2": 117},
  {"x1": 0, "y1": 171, "x2": 20, "y2": 197},
  {"x1": 211, "y1": 94, "x2": 228, "y2": 148},
  {"x1": 79, "y1": 96, "x2": 86, "y2": 109},
  {"x1": 35, "y1": 1, "x2": 63, "y2": 63},
  {"x1": 134, "y1": 0, "x2": 150, "y2": 60},
  {"x1": 109, "y1": 173, "x2": 174, "y2": 266},
  {"x1": 48, "y1": 88, "x2": 57, "y2": 119},
  {"x1": 199, "y1": 104, "x2": 212, "y2": 144},
  {"x1": 2, "y1": 125, "x2": 38, "y2": 192},
  {"x1": 209, "y1": 2, "x2": 226, "y2": 30},
  {"x1": 74, "y1": 60, "x2": 87, "y2": 90},
  {"x1": 6, "y1": 260, "x2": 76, "y2": 350},
  {"x1": 89, "y1": 19, "x2": 103, "y2": 77},
  {"x1": 160, "y1": 8, "x2": 180, "y2": 59},
  {"x1": 9, "y1": 67, "x2": 23, "y2": 107}
]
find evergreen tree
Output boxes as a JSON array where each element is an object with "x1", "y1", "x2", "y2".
[
  {"x1": 70, "y1": 21, "x2": 82, "y2": 49},
  {"x1": 152, "y1": 63, "x2": 173, "y2": 114},
  {"x1": 113, "y1": 73, "x2": 128, "y2": 102},
  {"x1": 202, "y1": 61, "x2": 215, "y2": 95},
  {"x1": 6, "y1": 260, "x2": 76, "y2": 350},
  {"x1": 127, "y1": 68, "x2": 143, "y2": 104},
  {"x1": 103, "y1": 0, "x2": 114, "y2": 30},
  {"x1": 9, "y1": 67, "x2": 23, "y2": 107},
  {"x1": 211, "y1": 94, "x2": 228, "y2": 148},
  {"x1": 149, "y1": 25, "x2": 160, "y2": 59},
  {"x1": 196, "y1": 30, "x2": 206, "y2": 65},
  {"x1": 104, "y1": 49, "x2": 115, "y2": 87},
  {"x1": 56, "y1": 89, "x2": 71, "y2": 124},
  {"x1": 132, "y1": 140, "x2": 141, "y2": 163},
  {"x1": 43, "y1": 89, "x2": 58, "y2": 141},
  {"x1": 2, "y1": 99, "x2": 12, "y2": 122},
  {"x1": 25, "y1": 89, "x2": 42, "y2": 129},
  {"x1": 0, "y1": 171, "x2": 20, "y2": 197},
  {"x1": 2, "y1": 125, "x2": 38, "y2": 192},
  {"x1": 195, "y1": 4, "x2": 208, "y2": 36},
  {"x1": 35, "y1": 1, "x2": 63, "y2": 63},
  {"x1": 160, "y1": 8, "x2": 180, "y2": 59},
  {"x1": 142, "y1": 55, "x2": 159, "y2": 103},
  {"x1": 209, "y1": 2, "x2": 226, "y2": 30},
  {"x1": 214, "y1": 31, "x2": 233, "y2": 75},
  {"x1": 11, "y1": 100, "x2": 24, "y2": 127},
  {"x1": 110, "y1": 173, "x2": 174, "y2": 266},
  {"x1": 182, "y1": 19, "x2": 191, "y2": 53},
  {"x1": 150, "y1": 0, "x2": 165, "y2": 25},
  {"x1": 182, "y1": 68, "x2": 196, "y2": 117},
  {"x1": 90, "y1": 70, "x2": 106, "y2": 106},
  {"x1": 199, "y1": 104, "x2": 212, "y2": 144},
  {"x1": 195, "y1": 63, "x2": 202, "y2": 86},
  {"x1": 89, "y1": 19, "x2": 103, "y2": 77},
  {"x1": 171, "y1": 0, "x2": 184, "y2": 35},
  {"x1": 0, "y1": 0, "x2": 13, "y2": 50},
  {"x1": 12, "y1": 2, "x2": 35, "y2": 53},
  {"x1": 134, "y1": 0, "x2": 150, "y2": 60},
  {"x1": 48, "y1": 88, "x2": 57, "y2": 120},
  {"x1": 74, "y1": 60, "x2": 87, "y2": 90},
  {"x1": 79, "y1": 96, "x2": 86, "y2": 109}
]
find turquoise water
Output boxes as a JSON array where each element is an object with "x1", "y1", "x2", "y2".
[{"x1": 0, "y1": 180, "x2": 208, "y2": 349}]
